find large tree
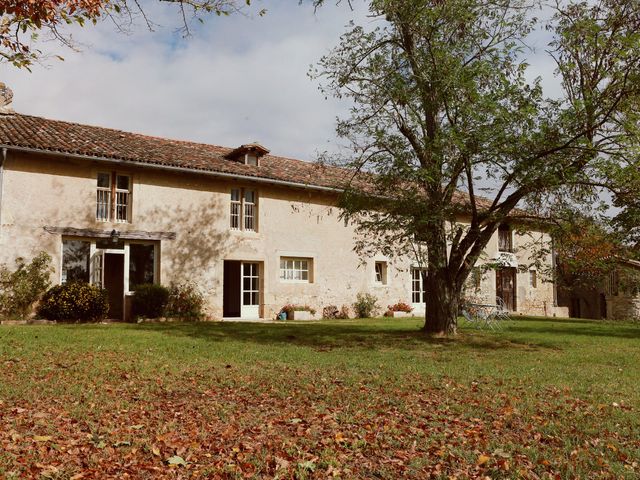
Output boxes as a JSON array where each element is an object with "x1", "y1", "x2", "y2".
[{"x1": 314, "y1": 0, "x2": 640, "y2": 335}]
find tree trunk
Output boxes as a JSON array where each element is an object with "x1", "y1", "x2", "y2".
[
  {"x1": 423, "y1": 269, "x2": 460, "y2": 335},
  {"x1": 421, "y1": 218, "x2": 461, "y2": 336}
]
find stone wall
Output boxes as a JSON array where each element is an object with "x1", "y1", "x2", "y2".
[{"x1": 606, "y1": 294, "x2": 640, "y2": 321}]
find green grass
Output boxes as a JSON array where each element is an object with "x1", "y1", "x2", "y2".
[{"x1": 0, "y1": 316, "x2": 639, "y2": 478}]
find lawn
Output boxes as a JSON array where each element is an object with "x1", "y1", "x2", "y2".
[{"x1": 0, "y1": 316, "x2": 639, "y2": 479}]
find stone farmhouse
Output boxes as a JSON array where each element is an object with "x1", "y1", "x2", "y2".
[{"x1": 0, "y1": 91, "x2": 569, "y2": 321}]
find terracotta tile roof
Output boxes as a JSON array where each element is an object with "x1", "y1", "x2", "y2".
[
  {"x1": 0, "y1": 113, "x2": 352, "y2": 190},
  {"x1": 0, "y1": 113, "x2": 498, "y2": 212}
]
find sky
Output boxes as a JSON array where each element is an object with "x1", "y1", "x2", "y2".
[{"x1": 3, "y1": 0, "x2": 560, "y2": 163}]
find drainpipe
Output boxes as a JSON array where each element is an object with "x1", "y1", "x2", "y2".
[{"x1": 0, "y1": 147, "x2": 5, "y2": 237}]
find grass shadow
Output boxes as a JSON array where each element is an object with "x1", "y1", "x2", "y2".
[{"x1": 129, "y1": 318, "x2": 559, "y2": 352}]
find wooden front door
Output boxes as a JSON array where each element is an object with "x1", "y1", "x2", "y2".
[
  {"x1": 104, "y1": 253, "x2": 125, "y2": 320},
  {"x1": 496, "y1": 267, "x2": 516, "y2": 311}
]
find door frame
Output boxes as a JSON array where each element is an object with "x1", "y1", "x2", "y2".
[
  {"x1": 240, "y1": 261, "x2": 260, "y2": 319},
  {"x1": 496, "y1": 267, "x2": 517, "y2": 311},
  {"x1": 410, "y1": 267, "x2": 427, "y2": 313}
]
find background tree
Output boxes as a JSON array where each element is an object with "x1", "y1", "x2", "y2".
[
  {"x1": 313, "y1": 0, "x2": 640, "y2": 335},
  {"x1": 1, "y1": 0, "x2": 257, "y2": 69}
]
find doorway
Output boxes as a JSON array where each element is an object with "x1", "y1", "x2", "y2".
[
  {"x1": 496, "y1": 267, "x2": 516, "y2": 311},
  {"x1": 223, "y1": 260, "x2": 260, "y2": 319},
  {"x1": 104, "y1": 254, "x2": 125, "y2": 319}
]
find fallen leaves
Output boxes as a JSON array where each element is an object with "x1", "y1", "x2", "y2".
[{"x1": 0, "y1": 351, "x2": 637, "y2": 479}]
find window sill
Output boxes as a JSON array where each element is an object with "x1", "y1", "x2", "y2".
[
  {"x1": 280, "y1": 280, "x2": 312, "y2": 284},
  {"x1": 96, "y1": 219, "x2": 131, "y2": 225},
  {"x1": 229, "y1": 229, "x2": 261, "y2": 238}
]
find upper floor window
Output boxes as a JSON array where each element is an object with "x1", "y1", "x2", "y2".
[
  {"x1": 280, "y1": 257, "x2": 311, "y2": 282},
  {"x1": 230, "y1": 188, "x2": 257, "y2": 231},
  {"x1": 498, "y1": 224, "x2": 513, "y2": 252},
  {"x1": 374, "y1": 261, "x2": 388, "y2": 285},
  {"x1": 529, "y1": 269, "x2": 537, "y2": 288},
  {"x1": 96, "y1": 172, "x2": 131, "y2": 223}
]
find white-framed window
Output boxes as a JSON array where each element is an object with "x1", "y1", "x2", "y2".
[
  {"x1": 230, "y1": 188, "x2": 257, "y2": 232},
  {"x1": 244, "y1": 190, "x2": 256, "y2": 231},
  {"x1": 374, "y1": 261, "x2": 388, "y2": 285},
  {"x1": 230, "y1": 189, "x2": 241, "y2": 229},
  {"x1": 529, "y1": 269, "x2": 537, "y2": 288},
  {"x1": 412, "y1": 268, "x2": 427, "y2": 305},
  {"x1": 96, "y1": 172, "x2": 131, "y2": 222},
  {"x1": 280, "y1": 257, "x2": 311, "y2": 282}
]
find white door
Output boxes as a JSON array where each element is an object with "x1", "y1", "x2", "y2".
[
  {"x1": 90, "y1": 250, "x2": 105, "y2": 288},
  {"x1": 411, "y1": 268, "x2": 427, "y2": 312},
  {"x1": 241, "y1": 262, "x2": 260, "y2": 319}
]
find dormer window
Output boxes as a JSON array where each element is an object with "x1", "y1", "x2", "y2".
[{"x1": 225, "y1": 143, "x2": 269, "y2": 166}]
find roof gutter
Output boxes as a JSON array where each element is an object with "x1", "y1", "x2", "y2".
[{"x1": 1, "y1": 144, "x2": 345, "y2": 194}]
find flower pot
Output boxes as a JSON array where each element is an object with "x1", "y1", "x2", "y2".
[{"x1": 390, "y1": 311, "x2": 411, "y2": 318}]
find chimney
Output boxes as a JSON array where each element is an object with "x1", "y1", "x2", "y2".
[{"x1": 0, "y1": 83, "x2": 14, "y2": 115}]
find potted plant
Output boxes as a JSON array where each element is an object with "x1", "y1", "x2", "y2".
[{"x1": 385, "y1": 301, "x2": 414, "y2": 318}]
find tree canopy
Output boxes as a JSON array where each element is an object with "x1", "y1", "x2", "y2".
[{"x1": 313, "y1": 0, "x2": 640, "y2": 334}]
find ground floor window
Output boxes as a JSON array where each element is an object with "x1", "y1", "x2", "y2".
[
  {"x1": 62, "y1": 239, "x2": 90, "y2": 283},
  {"x1": 279, "y1": 257, "x2": 311, "y2": 282},
  {"x1": 375, "y1": 261, "x2": 388, "y2": 285},
  {"x1": 129, "y1": 243, "x2": 156, "y2": 291},
  {"x1": 412, "y1": 268, "x2": 427, "y2": 305}
]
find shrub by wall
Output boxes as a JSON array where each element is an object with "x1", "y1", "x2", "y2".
[
  {"x1": 37, "y1": 282, "x2": 109, "y2": 322},
  {"x1": 166, "y1": 282, "x2": 204, "y2": 320},
  {"x1": 353, "y1": 293, "x2": 379, "y2": 318},
  {"x1": 0, "y1": 252, "x2": 53, "y2": 319},
  {"x1": 132, "y1": 284, "x2": 169, "y2": 319}
]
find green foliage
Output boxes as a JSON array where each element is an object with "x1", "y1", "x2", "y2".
[
  {"x1": 166, "y1": 282, "x2": 204, "y2": 320},
  {"x1": 352, "y1": 293, "x2": 379, "y2": 318},
  {"x1": 37, "y1": 282, "x2": 109, "y2": 322},
  {"x1": 132, "y1": 284, "x2": 170, "y2": 319},
  {"x1": 0, "y1": 252, "x2": 53, "y2": 319}
]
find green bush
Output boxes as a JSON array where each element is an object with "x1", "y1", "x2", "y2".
[
  {"x1": 353, "y1": 293, "x2": 379, "y2": 318},
  {"x1": 37, "y1": 282, "x2": 109, "y2": 322},
  {"x1": 0, "y1": 252, "x2": 53, "y2": 319},
  {"x1": 132, "y1": 284, "x2": 169, "y2": 319},
  {"x1": 166, "y1": 282, "x2": 204, "y2": 320}
]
